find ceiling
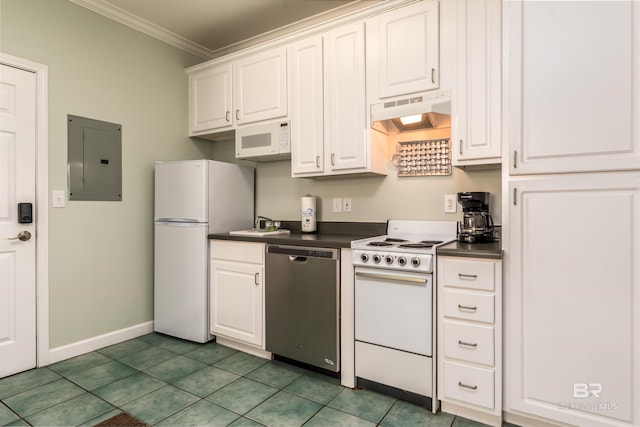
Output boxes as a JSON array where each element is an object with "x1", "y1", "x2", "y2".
[{"x1": 71, "y1": 0, "x2": 383, "y2": 59}]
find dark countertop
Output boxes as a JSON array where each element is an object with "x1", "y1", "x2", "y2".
[
  {"x1": 437, "y1": 240, "x2": 503, "y2": 259},
  {"x1": 209, "y1": 221, "x2": 387, "y2": 249}
]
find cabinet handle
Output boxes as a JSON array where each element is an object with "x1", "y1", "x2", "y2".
[
  {"x1": 457, "y1": 304, "x2": 477, "y2": 312},
  {"x1": 431, "y1": 68, "x2": 436, "y2": 84},
  {"x1": 459, "y1": 140, "x2": 463, "y2": 155},
  {"x1": 458, "y1": 273, "x2": 477, "y2": 280},
  {"x1": 513, "y1": 188, "x2": 517, "y2": 206},
  {"x1": 458, "y1": 381, "x2": 478, "y2": 390},
  {"x1": 235, "y1": 109, "x2": 240, "y2": 121},
  {"x1": 331, "y1": 153, "x2": 335, "y2": 166},
  {"x1": 513, "y1": 150, "x2": 518, "y2": 169},
  {"x1": 225, "y1": 111, "x2": 230, "y2": 122},
  {"x1": 254, "y1": 273, "x2": 259, "y2": 286},
  {"x1": 458, "y1": 340, "x2": 478, "y2": 348},
  {"x1": 316, "y1": 155, "x2": 320, "y2": 168}
]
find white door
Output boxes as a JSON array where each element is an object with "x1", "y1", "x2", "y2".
[
  {"x1": 0, "y1": 64, "x2": 37, "y2": 378},
  {"x1": 325, "y1": 22, "x2": 367, "y2": 172},
  {"x1": 210, "y1": 260, "x2": 263, "y2": 347},
  {"x1": 505, "y1": 0, "x2": 640, "y2": 175},
  {"x1": 508, "y1": 173, "x2": 640, "y2": 427},
  {"x1": 288, "y1": 36, "x2": 325, "y2": 177},
  {"x1": 234, "y1": 46, "x2": 287, "y2": 125},
  {"x1": 188, "y1": 63, "x2": 234, "y2": 134}
]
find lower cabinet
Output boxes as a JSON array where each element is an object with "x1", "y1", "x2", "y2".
[
  {"x1": 437, "y1": 255, "x2": 502, "y2": 427},
  {"x1": 210, "y1": 240, "x2": 267, "y2": 355}
]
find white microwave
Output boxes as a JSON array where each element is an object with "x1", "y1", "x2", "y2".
[{"x1": 235, "y1": 120, "x2": 291, "y2": 161}]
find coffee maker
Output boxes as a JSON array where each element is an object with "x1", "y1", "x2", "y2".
[{"x1": 457, "y1": 192, "x2": 494, "y2": 242}]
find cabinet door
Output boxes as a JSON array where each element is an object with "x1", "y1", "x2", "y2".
[
  {"x1": 324, "y1": 22, "x2": 367, "y2": 172},
  {"x1": 188, "y1": 63, "x2": 233, "y2": 134},
  {"x1": 210, "y1": 260, "x2": 263, "y2": 347},
  {"x1": 508, "y1": 173, "x2": 640, "y2": 426},
  {"x1": 234, "y1": 46, "x2": 287, "y2": 125},
  {"x1": 505, "y1": 1, "x2": 640, "y2": 174},
  {"x1": 377, "y1": 1, "x2": 439, "y2": 98},
  {"x1": 288, "y1": 36, "x2": 325, "y2": 176},
  {"x1": 453, "y1": 0, "x2": 501, "y2": 164}
]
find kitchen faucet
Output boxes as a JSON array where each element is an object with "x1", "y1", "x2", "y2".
[{"x1": 255, "y1": 216, "x2": 273, "y2": 229}]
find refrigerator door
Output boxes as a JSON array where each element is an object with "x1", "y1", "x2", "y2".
[
  {"x1": 154, "y1": 221, "x2": 210, "y2": 342},
  {"x1": 208, "y1": 161, "x2": 255, "y2": 233},
  {"x1": 155, "y1": 160, "x2": 208, "y2": 222}
]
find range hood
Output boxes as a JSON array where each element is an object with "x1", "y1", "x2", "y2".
[{"x1": 371, "y1": 91, "x2": 451, "y2": 135}]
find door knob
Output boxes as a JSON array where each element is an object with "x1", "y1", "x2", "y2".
[{"x1": 8, "y1": 230, "x2": 31, "y2": 241}]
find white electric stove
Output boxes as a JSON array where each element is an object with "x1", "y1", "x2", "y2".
[{"x1": 351, "y1": 220, "x2": 457, "y2": 410}]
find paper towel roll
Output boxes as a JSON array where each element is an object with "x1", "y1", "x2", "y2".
[{"x1": 301, "y1": 195, "x2": 317, "y2": 233}]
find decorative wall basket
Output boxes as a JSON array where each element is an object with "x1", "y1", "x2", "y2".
[{"x1": 391, "y1": 138, "x2": 451, "y2": 176}]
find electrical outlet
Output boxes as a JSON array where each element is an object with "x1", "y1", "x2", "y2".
[
  {"x1": 52, "y1": 190, "x2": 66, "y2": 208},
  {"x1": 444, "y1": 194, "x2": 456, "y2": 213},
  {"x1": 332, "y1": 197, "x2": 343, "y2": 213},
  {"x1": 343, "y1": 197, "x2": 352, "y2": 212}
]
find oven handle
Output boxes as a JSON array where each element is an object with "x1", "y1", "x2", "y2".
[{"x1": 355, "y1": 271, "x2": 427, "y2": 284}]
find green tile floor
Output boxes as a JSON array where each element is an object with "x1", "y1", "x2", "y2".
[{"x1": 0, "y1": 333, "x2": 498, "y2": 426}]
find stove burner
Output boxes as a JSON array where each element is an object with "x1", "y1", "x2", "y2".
[
  {"x1": 384, "y1": 238, "x2": 408, "y2": 243},
  {"x1": 398, "y1": 242, "x2": 436, "y2": 249},
  {"x1": 367, "y1": 241, "x2": 394, "y2": 247},
  {"x1": 420, "y1": 240, "x2": 443, "y2": 245}
]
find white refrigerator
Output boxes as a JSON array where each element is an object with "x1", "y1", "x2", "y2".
[{"x1": 154, "y1": 159, "x2": 254, "y2": 342}]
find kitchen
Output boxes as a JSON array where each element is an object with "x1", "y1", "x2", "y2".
[{"x1": 0, "y1": 1, "x2": 638, "y2": 427}]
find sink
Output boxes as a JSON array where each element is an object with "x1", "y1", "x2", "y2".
[{"x1": 229, "y1": 228, "x2": 291, "y2": 237}]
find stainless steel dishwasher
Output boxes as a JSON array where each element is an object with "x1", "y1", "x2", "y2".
[{"x1": 265, "y1": 244, "x2": 340, "y2": 372}]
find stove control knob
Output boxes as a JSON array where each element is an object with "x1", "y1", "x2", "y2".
[
  {"x1": 360, "y1": 253, "x2": 369, "y2": 263},
  {"x1": 385, "y1": 255, "x2": 394, "y2": 265},
  {"x1": 397, "y1": 256, "x2": 407, "y2": 266},
  {"x1": 411, "y1": 257, "x2": 421, "y2": 268},
  {"x1": 372, "y1": 254, "x2": 382, "y2": 264}
]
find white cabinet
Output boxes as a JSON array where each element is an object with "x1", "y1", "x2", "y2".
[
  {"x1": 452, "y1": 0, "x2": 501, "y2": 166},
  {"x1": 210, "y1": 240, "x2": 266, "y2": 353},
  {"x1": 288, "y1": 36, "x2": 325, "y2": 175},
  {"x1": 505, "y1": 1, "x2": 640, "y2": 175},
  {"x1": 187, "y1": 46, "x2": 287, "y2": 138},
  {"x1": 289, "y1": 23, "x2": 387, "y2": 177},
  {"x1": 234, "y1": 47, "x2": 287, "y2": 125},
  {"x1": 503, "y1": 3, "x2": 640, "y2": 426},
  {"x1": 368, "y1": 1, "x2": 440, "y2": 101},
  {"x1": 507, "y1": 174, "x2": 640, "y2": 427},
  {"x1": 188, "y1": 62, "x2": 233, "y2": 134},
  {"x1": 438, "y1": 256, "x2": 502, "y2": 426}
]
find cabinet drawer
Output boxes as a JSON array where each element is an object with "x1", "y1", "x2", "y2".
[
  {"x1": 211, "y1": 240, "x2": 264, "y2": 264},
  {"x1": 442, "y1": 258, "x2": 495, "y2": 291},
  {"x1": 443, "y1": 361, "x2": 495, "y2": 410},
  {"x1": 443, "y1": 321, "x2": 494, "y2": 366},
  {"x1": 443, "y1": 289, "x2": 494, "y2": 323}
]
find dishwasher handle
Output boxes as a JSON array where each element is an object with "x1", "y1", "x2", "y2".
[{"x1": 267, "y1": 244, "x2": 338, "y2": 260}]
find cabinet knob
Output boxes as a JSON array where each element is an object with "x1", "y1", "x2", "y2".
[
  {"x1": 316, "y1": 156, "x2": 320, "y2": 168},
  {"x1": 331, "y1": 153, "x2": 335, "y2": 166},
  {"x1": 225, "y1": 111, "x2": 230, "y2": 122},
  {"x1": 236, "y1": 110, "x2": 240, "y2": 121}
]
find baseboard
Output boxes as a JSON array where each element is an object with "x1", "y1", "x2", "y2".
[{"x1": 48, "y1": 321, "x2": 154, "y2": 364}]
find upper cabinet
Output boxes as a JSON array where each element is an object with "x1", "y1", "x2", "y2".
[
  {"x1": 505, "y1": 1, "x2": 640, "y2": 175},
  {"x1": 289, "y1": 23, "x2": 387, "y2": 178},
  {"x1": 234, "y1": 47, "x2": 287, "y2": 125},
  {"x1": 452, "y1": 0, "x2": 501, "y2": 166},
  {"x1": 188, "y1": 62, "x2": 233, "y2": 134},
  {"x1": 368, "y1": 1, "x2": 440, "y2": 102},
  {"x1": 187, "y1": 45, "x2": 287, "y2": 138}
]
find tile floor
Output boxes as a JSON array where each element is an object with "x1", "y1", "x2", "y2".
[{"x1": 0, "y1": 333, "x2": 494, "y2": 426}]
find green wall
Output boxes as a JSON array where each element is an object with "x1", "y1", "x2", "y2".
[{"x1": 1, "y1": 0, "x2": 211, "y2": 348}]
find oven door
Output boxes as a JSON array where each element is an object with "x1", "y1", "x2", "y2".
[{"x1": 355, "y1": 267, "x2": 432, "y2": 356}]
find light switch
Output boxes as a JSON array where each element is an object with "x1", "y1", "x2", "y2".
[{"x1": 52, "y1": 190, "x2": 66, "y2": 208}]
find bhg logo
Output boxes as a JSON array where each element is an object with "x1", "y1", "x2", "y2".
[{"x1": 574, "y1": 383, "x2": 602, "y2": 398}]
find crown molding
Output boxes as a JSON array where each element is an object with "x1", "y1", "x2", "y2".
[
  {"x1": 69, "y1": 0, "x2": 418, "y2": 61},
  {"x1": 69, "y1": 0, "x2": 215, "y2": 59}
]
